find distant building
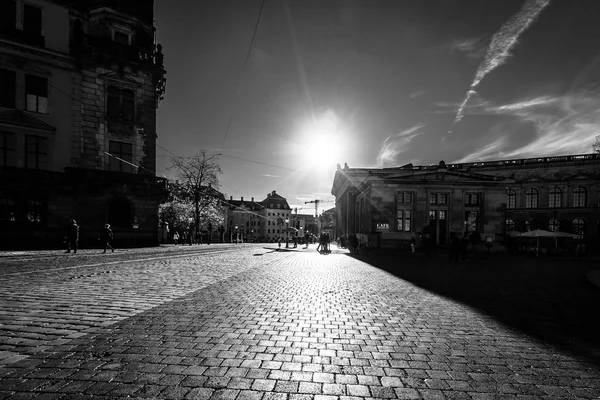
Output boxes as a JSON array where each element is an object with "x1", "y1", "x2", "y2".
[
  {"x1": 223, "y1": 190, "x2": 293, "y2": 242},
  {"x1": 331, "y1": 154, "x2": 600, "y2": 250},
  {"x1": 0, "y1": 0, "x2": 167, "y2": 249}
]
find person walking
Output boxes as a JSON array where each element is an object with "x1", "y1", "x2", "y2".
[
  {"x1": 461, "y1": 232, "x2": 470, "y2": 261},
  {"x1": 449, "y1": 232, "x2": 461, "y2": 262},
  {"x1": 65, "y1": 219, "x2": 79, "y2": 253},
  {"x1": 101, "y1": 223, "x2": 114, "y2": 253}
]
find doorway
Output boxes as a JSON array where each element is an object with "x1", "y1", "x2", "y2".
[{"x1": 428, "y1": 210, "x2": 447, "y2": 244}]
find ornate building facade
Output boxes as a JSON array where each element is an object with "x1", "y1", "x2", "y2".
[
  {"x1": 331, "y1": 154, "x2": 600, "y2": 250},
  {"x1": 0, "y1": 0, "x2": 167, "y2": 249},
  {"x1": 224, "y1": 190, "x2": 294, "y2": 242}
]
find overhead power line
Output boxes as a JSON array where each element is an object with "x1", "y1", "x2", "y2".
[{"x1": 219, "y1": 0, "x2": 266, "y2": 155}]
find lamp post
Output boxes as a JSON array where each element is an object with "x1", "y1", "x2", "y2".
[
  {"x1": 235, "y1": 225, "x2": 238, "y2": 244},
  {"x1": 285, "y1": 218, "x2": 289, "y2": 248}
]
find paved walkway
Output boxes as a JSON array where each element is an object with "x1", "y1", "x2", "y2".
[{"x1": 1, "y1": 246, "x2": 599, "y2": 399}]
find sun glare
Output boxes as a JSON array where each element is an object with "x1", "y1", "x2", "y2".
[{"x1": 299, "y1": 111, "x2": 345, "y2": 169}]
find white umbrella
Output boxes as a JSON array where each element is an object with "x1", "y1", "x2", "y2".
[{"x1": 519, "y1": 229, "x2": 578, "y2": 255}]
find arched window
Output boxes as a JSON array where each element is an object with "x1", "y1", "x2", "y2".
[
  {"x1": 525, "y1": 189, "x2": 539, "y2": 209},
  {"x1": 107, "y1": 198, "x2": 132, "y2": 228},
  {"x1": 548, "y1": 218, "x2": 560, "y2": 232},
  {"x1": 506, "y1": 219, "x2": 515, "y2": 232},
  {"x1": 548, "y1": 187, "x2": 562, "y2": 208},
  {"x1": 506, "y1": 189, "x2": 516, "y2": 209},
  {"x1": 572, "y1": 218, "x2": 585, "y2": 235},
  {"x1": 573, "y1": 187, "x2": 586, "y2": 208}
]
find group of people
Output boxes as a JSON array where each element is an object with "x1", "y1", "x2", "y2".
[{"x1": 64, "y1": 220, "x2": 114, "y2": 254}]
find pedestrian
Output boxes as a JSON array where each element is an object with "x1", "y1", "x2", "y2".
[
  {"x1": 101, "y1": 223, "x2": 114, "y2": 253},
  {"x1": 461, "y1": 232, "x2": 470, "y2": 261},
  {"x1": 304, "y1": 232, "x2": 310, "y2": 248},
  {"x1": 173, "y1": 231, "x2": 179, "y2": 245},
  {"x1": 65, "y1": 219, "x2": 79, "y2": 253},
  {"x1": 293, "y1": 236, "x2": 297, "y2": 248},
  {"x1": 278, "y1": 237, "x2": 282, "y2": 248},
  {"x1": 410, "y1": 237, "x2": 416, "y2": 254},
  {"x1": 449, "y1": 232, "x2": 460, "y2": 262}
]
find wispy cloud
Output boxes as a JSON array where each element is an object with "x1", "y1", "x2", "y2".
[
  {"x1": 454, "y1": 0, "x2": 551, "y2": 123},
  {"x1": 261, "y1": 174, "x2": 280, "y2": 178},
  {"x1": 452, "y1": 88, "x2": 599, "y2": 162},
  {"x1": 376, "y1": 124, "x2": 426, "y2": 167},
  {"x1": 449, "y1": 37, "x2": 486, "y2": 59}
]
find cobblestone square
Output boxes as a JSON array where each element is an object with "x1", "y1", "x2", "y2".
[{"x1": 1, "y1": 244, "x2": 599, "y2": 399}]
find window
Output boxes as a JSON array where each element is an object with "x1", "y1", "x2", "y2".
[
  {"x1": 465, "y1": 193, "x2": 479, "y2": 206},
  {"x1": 525, "y1": 189, "x2": 538, "y2": 209},
  {"x1": 573, "y1": 187, "x2": 586, "y2": 208},
  {"x1": 25, "y1": 135, "x2": 48, "y2": 169},
  {"x1": 430, "y1": 193, "x2": 448, "y2": 205},
  {"x1": 0, "y1": 197, "x2": 16, "y2": 222},
  {"x1": 107, "y1": 87, "x2": 134, "y2": 121},
  {"x1": 107, "y1": 198, "x2": 132, "y2": 228},
  {"x1": 108, "y1": 141, "x2": 134, "y2": 173},
  {"x1": 548, "y1": 218, "x2": 560, "y2": 232},
  {"x1": 114, "y1": 31, "x2": 130, "y2": 45},
  {"x1": 26, "y1": 199, "x2": 44, "y2": 223},
  {"x1": 397, "y1": 192, "x2": 412, "y2": 203},
  {"x1": 25, "y1": 75, "x2": 48, "y2": 113},
  {"x1": 549, "y1": 187, "x2": 562, "y2": 208},
  {"x1": 507, "y1": 189, "x2": 516, "y2": 209},
  {"x1": 506, "y1": 219, "x2": 515, "y2": 232},
  {"x1": 572, "y1": 218, "x2": 584, "y2": 236},
  {"x1": 277, "y1": 204, "x2": 280, "y2": 209},
  {"x1": 0, "y1": 131, "x2": 17, "y2": 167},
  {"x1": 0, "y1": 1, "x2": 17, "y2": 31},
  {"x1": 23, "y1": 4, "x2": 43, "y2": 37},
  {"x1": 0, "y1": 69, "x2": 16, "y2": 108},
  {"x1": 396, "y1": 209, "x2": 412, "y2": 232}
]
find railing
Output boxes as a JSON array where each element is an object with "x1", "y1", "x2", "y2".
[{"x1": 403, "y1": 154, "x2": 600, "y2": 171}]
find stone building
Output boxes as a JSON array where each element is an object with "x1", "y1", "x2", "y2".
[
  {"x1": 331, "y1": 154, "x2": 600, "y2": 250},
  {"x1": 0, "y1": 0, "x2": 167, "y2": 249},
  {"x1": 223, "y1": 190, "x2": 293, "y2": 242}
]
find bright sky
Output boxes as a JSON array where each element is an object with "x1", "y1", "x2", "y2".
[{"x1": 155, "y1": 0, "x2": 600, "y2": 214}]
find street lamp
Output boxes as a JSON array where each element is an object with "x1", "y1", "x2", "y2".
[{"x1": 285, "y1": 218, "x2": 289, "y2": 248}]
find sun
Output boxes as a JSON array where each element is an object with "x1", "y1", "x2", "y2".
[{"x1": 299, "y1": 111, "x2": 345, "y2": 169}]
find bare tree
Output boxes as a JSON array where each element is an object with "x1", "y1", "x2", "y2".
[
  {"x1": 169, "y1": 150, "x2": 224, "y2": 230},
  {"x1": 594, "y1": 135, "x2": 600, "y2": 154}
]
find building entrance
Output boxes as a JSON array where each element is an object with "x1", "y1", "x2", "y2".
[{"x1": 428, "y1": 210, "x2": 447, "y2": 244}]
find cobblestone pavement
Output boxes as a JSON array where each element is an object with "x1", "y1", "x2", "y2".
[{"x1": 1, "y1": 245, "x2": 600, "y2": 399}]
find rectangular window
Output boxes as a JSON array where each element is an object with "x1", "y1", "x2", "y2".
[
  {"x1": 0, "y1": 197, "x2": 16, "y2": 222},
  {"x1": 114, "y1": 31, "x2": 129, "y2": 45},
  {"x1": 26, "y1": 199, "x2": 44, "y2": 223},
  {"x1": 465, "y1": 193, "x2": 479, "y2": 206},
  {"x1": 0, "y1": 69, "x2": 16, "y2": 108},
  {"x1": 108, "y1": 141, "x2": 134, "y2": 173},
  {"x1": 23, "y1": 4, "x2": 44, "y2": 46},
  {"x1": 439, "y1": 194, "x2": 448, "y2": 205},
  {"x1": 25, "y1": 75, "x2": 48, "y2": 113},
  {"x1": 0, "y1": 131, "x2": 17, "y2": 167},
  {"x1": 396, "y1": 209, "x2": 412, "y2": 232},
  {"x1": 107, "y1": 87, "x2": 134, "y2": 121},
  {"x1": 0, "y1": 1, "x2": 17, "y2": 31},
  {"x1": 397, "y1": 192, "x2": 412, "y2": 204},
  {"x1": 25, "y1": 135, "x2": 48, "y2": 169},
  {"x1": 430, "y1": 193, "x2": 437, "y2": 204},
  {"x1": 23, "y1": 4, "x2": 43, "y2": 36}
]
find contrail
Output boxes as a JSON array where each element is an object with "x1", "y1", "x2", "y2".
[{"x1": 454, "y1": 0, "x2": 551, "y2": 123}]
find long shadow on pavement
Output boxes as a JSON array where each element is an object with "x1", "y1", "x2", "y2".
[{"x1": 351, "y1": 249, "x2": 600, "y2": 367}]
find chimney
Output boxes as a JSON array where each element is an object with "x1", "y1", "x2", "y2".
[
  {"x1": 251, "y1": 197, "x2": 254, "y2": 202},
  {"x1": 230, "y1": 196, "x2": 232, "y2": 201},
  {"x1": 272, "y1": 190, "x2": 276, "y2": 196},
  {"x1": 241, "y1": 197, "x2": 244, "y2": 201}
]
